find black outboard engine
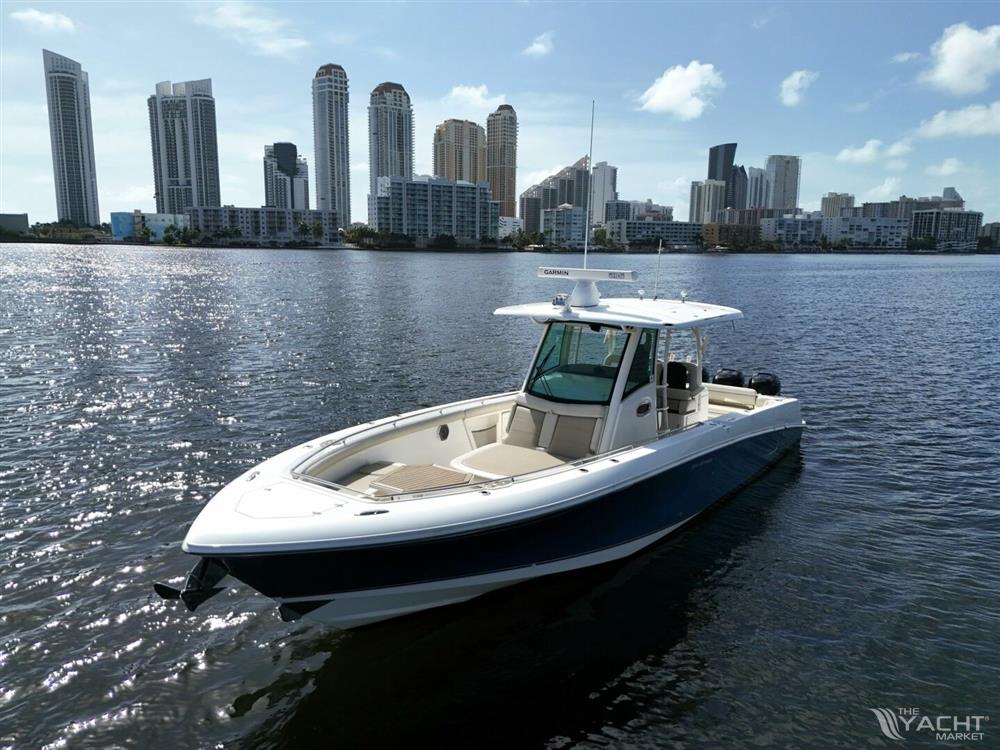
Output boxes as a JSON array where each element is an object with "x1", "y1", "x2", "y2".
[
  {"x1": 713, "y1": 368, "x2": 745, "y2": 387},
  {"x1": 748, "y1": 372, "x2": 781, "y2": 396}
]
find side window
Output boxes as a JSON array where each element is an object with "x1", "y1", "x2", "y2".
[{"x1": 624, "y1": 328, "x2": 658, "y2": 398}]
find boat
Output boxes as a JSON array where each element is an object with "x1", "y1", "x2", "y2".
[{"x1": 155, "y1": 267, "x2": 804, "y2": 628}]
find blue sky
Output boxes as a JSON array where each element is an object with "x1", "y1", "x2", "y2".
[{"x1": 2, "y1": 1, "x2": 998, "y2": 224}]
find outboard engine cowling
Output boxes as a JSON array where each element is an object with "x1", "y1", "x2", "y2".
[
  {"x1": 748, "y1": 372, "x2": 781, "y2": 396},
  {"x1": 713, "y1": 368, "x2": 745, "y2": 387}
]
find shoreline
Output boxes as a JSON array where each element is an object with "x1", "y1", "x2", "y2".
[{"x1": 2, "y1": 238, "x2": 996, "y2": 255}]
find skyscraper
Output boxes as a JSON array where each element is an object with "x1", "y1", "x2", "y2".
[
  {"x1": 765, "y1": 155, "x2": 801, "y2": 210},
  {"x1": 312, "y1": 63, "x2": 350, "y2": 226},
  {"x1": 689, "y1": 179, "x2": 727, "y2": 223},
  {"x1": 368, "y1": 82, "x2": 413, "y2": 224},
  {"x1": 518, "y1": 157, "x2": 588, "y2": 234},
  {"x1": 746, "y1": 167, "x2": 769, "y2": 209},
  {"x1": 729, "y1": 165, "x2": 748, "y2": 211},
  {"x1": 707, "y1": 143, "x2": 736, "y2": 183},
  {"x1": 264, "y1": 143, "x2": 309, "y2": 210},
  {"x1": 487, "y1": 104, "x2": 518, "y2": 218},
  {"x1": 432, "y1": 119, "x2": 486, "y2": 183},
  {"x1": 589, "y1": 161, "x2": 618, "y2": 224},
  {"x1": 148, "y1": 79, "x2": 220, "y2": 213},
  {"x1": 43, "y1": 50, "x2": 100, "y2": 226}
]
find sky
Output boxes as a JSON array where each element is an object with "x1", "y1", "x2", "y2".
[{"x1": 1, "y1": 1, "x2": 998, "y2": 225}]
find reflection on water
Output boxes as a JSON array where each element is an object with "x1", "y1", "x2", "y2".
[{"x1": 1, "y1": 245, "x2": 998, "y2": 748}]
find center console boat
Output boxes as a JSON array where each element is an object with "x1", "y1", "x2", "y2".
[{"x1": 155, "y1": 268, "x2": 804, "y2": 628}]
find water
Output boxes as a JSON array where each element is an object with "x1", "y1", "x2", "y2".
[{"x1": 1, "y1": 245, "x2": 998, "y2": 748}]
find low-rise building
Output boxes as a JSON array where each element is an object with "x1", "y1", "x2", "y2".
[
  {"x1": 980, "y1": 222, "x2": 1000, "y2": 245},
  {"x1": 604, "y1": 219, "x2": 703, "y2": 249},
  {"x1": 760, "y1": 216, "x2": 823, "y2": 246},
  {"x1": 0, "y1": 213, "x2": 29, "y2": 235},
  {"x1": 542, "y1": 204, "x2": 586, "y2": 248},
  {"x1": 187, "y1": 206, "x2": 338, "y2": 244},
  {"x1": 702, "y1": 223, "x2": 760, "y2": 248},
  {"x1": 373, "y1": 175, "x2": 498, "y2": 243},
  {"x1": 911, "y1": 208, "x2": 983, "y2": 252},
  {"x1": 111, "y1": 210, "x2": 190, "y2": 241},
  {"x1": 821, "y1": 216, "x2": 910, "y2": 248},
  {"x1": 498, "y1": 216, "x2": 524, "y2": 239}
]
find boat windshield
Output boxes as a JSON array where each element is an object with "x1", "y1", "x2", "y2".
[{"x1": 526, "y1": 322, "x2": 627, "y2": 404}]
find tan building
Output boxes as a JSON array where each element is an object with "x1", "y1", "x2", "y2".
[
  {"x1": 432, "y1": 119, "x2": 486, "y2": 183},
  {"x1": 487, "y1": 104, "x2": 518, "y2": 217},
  {"x1": 703, "y1": 223, "x2": 761, "y2": 248}
]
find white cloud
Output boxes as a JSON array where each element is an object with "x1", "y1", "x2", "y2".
[
  {"x1": 522, "y1": 31, "x2": 554, "y2": 57},
  {"x1": 9, "y1": 7, "x2": 75, "y2": 32},
  {"x1": 638, "y1": 61, "x2": 724, "y2": 120},
  {"x1": 891, "y1": 51, "x2": 920, "y2": 64},
  {"x1": 836, "y1": 137, "x2": 914, "y2": 169},
  {"x1": 195, "y1": 1, "x2": 309, "y2": 59},
  {"x1": 865, "y1": 177, "x2": 903, "y2": 200},
  {"x1": 919, "y1": 23, "x2": 1000, "y2": 95},
  {"x1": 926, "y1": 157, "x2": 964, "y2": 176},
  {"x1": 779, "y1": 69, "x2": 819, "y2": 107},
  {"x1": 836, "y1": 139, "x2": 883, "y2": 163},
  {"x1": 914, "y1": 102, "x2": 1000, "y2": 138},
  {"x1": 885, "y1": 139, "x2": 913, "y2": 157},
  {"x1": 375, "y1": 47, "x2": 399, "y2": 61},
  {"x1": 443, "y1": 84, "x2": 505, "y2": 113}
]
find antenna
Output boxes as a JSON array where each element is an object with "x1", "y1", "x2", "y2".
[
  {"x1": 652, "y1": 239, "x2": 664, "y2": 299},
  {"x1": 582, "y1": 99, "x2": 595, "y2": 269}
]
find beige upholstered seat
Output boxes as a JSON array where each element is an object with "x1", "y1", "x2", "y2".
[{"x1": 451, "y1": 443, "x2": 566, "y2": 478}]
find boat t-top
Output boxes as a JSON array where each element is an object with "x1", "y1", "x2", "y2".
[{"x1": 156, "y1": 267, "x2": 804, "y2": 628}]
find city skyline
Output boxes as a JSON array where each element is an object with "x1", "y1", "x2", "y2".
[{"x1": 2, "y1": 2, "x2": 998, "y2": 224}]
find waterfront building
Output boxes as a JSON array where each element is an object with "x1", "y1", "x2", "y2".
[
  {"x1": 263, "y1": 143, "x2": 309, "y2": 210},
  {"x1": 110, "y1": 210, "x2": 189, "y2": 241},
  {"x1": 604, "y1": 200, "x2": 632, "y2": 223},
  {"x1": 717, "y1": 207, "x2": 791, "y2": 225},
  {"x1": 148, "y1": 79, "x2": 220, "y2": 214},
  {"x1": 589, "y1": 162, "x2": 618, "y2": 224},
  {"x1": 821, "y1": 216, "x2": 910, "y2": 248},
  {"x1": 765, "y1": 155, "x2": 801, "y2": 210},
  {"x1": 702, "y1": 223, "x2": 761, "y2": 248},
  {"x1": 373, "y1": 175, "x2": 498, "y2": 243},
  {"x1": 486, "y1": 104, "x2": 518, "y2": 218},
  {"x1": 368, "y1": 82, "x2": 413, "y2": 224},
  {"x1": 821, "y1": 192, "x2": 855, "y2": 218},
  {"x1": 746, "y1": 167, "x2": 769, "y2": 210},
  {"x1": 860, "y1": 189, "x2": 966, "y2": 223},
  {"x1": 604, "y1": 219, "x2": 703, "y2": 249},
  {"x1": 433, "y1": 119, "x2": 486, "y2": 183},
  {"x1": 542, "y1": 204, "x2": 587, "y2": 248},
  {"x1": 518, "y1": 157, "x2": 589, "y2": 233},
  {"x1": 911, "y1": 209, "x2": 983, "y2": 252},
  {"x1": 980, "y1": 222, "x2": 1000, "y2": 245},
  {"x1": 43, "y1": 50, "x2": 100, "y2": 226},
  {"x1": 312, "y1": 63, "x2": 350, "y2": 226},
  {"x1": 629, "y1": 199, "x2": 672, "y2": 221},
  {"x1": 760, "y1": 215, "x2": 822, "y2": 246},
  {"x1": 689, "y1": 179, "x2": 726, "y2": 223},
  {"x1": 187, "y1": 206, "x2": 339, "y2": 244},
  {"x1": 498, "y1": 216, "x2": 524, "y2": 239},
  {"x1": 0, "y1": 214, "x2": 30, "y2": 235}
]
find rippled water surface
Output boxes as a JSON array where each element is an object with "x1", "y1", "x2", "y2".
[{"x1": 1, "y1": 245, "x2": 998, "y2": 748}]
